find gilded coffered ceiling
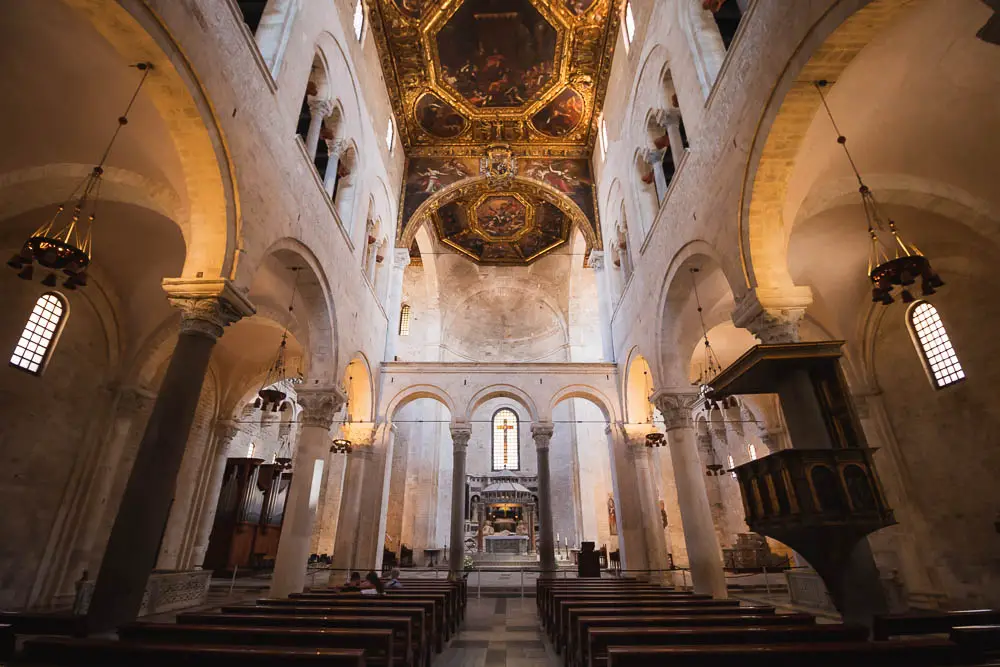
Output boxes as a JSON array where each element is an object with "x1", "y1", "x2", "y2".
[{"x1": 372, "y1": 0, "x2": 618, "y2": 264}]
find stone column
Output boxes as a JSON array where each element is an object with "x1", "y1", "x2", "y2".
[
  {"x1": 305, "y1": 98, "x2": 334, "y2": 161},
  {"x1": 589, "y1": 251, "x2": 616, "y2": 362},
  {"x1": 331, "y1": 425, "x2": 376, "y2": 572},
  {"x1": 447, "y1": 425, "x2": 471, "y2": 578},
  {"x1": 323, "y1": 138, "x2": 348, "y2": 198},
  {"x1": 624, "y1": 425, "x2": 671, "y2": 580},
  {"x1": 640, "y1": 148, "x2": 669, "y2": 203},
  {"x1": 700, "y1": 428, "x2": 730, "y2": 549},
  {"x1": 651, "y1": 391, "x2": 727, "y2": 598},
  {"x1": 605, "y1": 423, "x2": 649, "y2": 572},
  {"x1": 532, "y1": 423, "x2": 557, "y2": 576},
  {"x1": 651, "y1": 107, "x2": 685, "y2": 173},
  {"x1": 383, "y1": 248, "x2": 411, "y2": 362},
  {"x1": 87, "y1": 279, "x2": 254, "y2": 631},
  {"x1": 270, "y1": 386, "x2": 346, "y2": 597},
  {"x1": 190, "y1": 420, "x2": 242, "y2": 567}
]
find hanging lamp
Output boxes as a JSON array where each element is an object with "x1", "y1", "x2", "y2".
[
  {"x1": 7, "y1": 63, "x2": 153, "y2": 290},
  {"x1": 814, "y1": 80, "x2": 943, "y2": 305},
  {"x1": 331, "y1": 438, "x2": 353, "y2": 454},
  {"x1": 257, "y1": 267, "x2": 302, "y2": 411},
  {"x1": 689, "y1": 267, "x2": 723, "y2": 409}
]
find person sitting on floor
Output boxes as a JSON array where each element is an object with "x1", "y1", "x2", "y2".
[
  {"x1": 361, "y1": 570, "x2": 384, "y2": 596},
  {"x1": 341, "y1": 571, "x2": 362, "y2": 592}
]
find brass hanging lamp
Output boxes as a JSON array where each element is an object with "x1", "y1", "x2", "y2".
[
  {"x1": 814, "y1": 80, "x2": 944, "y2": 305},
  {"x1": 689, "y1": 267, "x2": 723, "y2": 408},
  {"x1": 7, "y1": 63, "x2": 153, "y2": 290},
  {"x1": 257, "y1": 268, "x2": 302, "y2": 411}
]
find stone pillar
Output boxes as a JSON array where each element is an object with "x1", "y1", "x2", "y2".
[
  {"x1": 323, "y1": 138, "x2": 348, "y2": 198},
  {"x1": 605, "y1": 423, "x2": 649, "y2": 572},
  {"x1": 640, "y1": 148, "x2": 670, "y2": 203},
  {"x1": 190, "y1": 420, "x2": 242, "y2": 567},
  {"x1": 651, "y1": 391, "x2": 727, "y2": 598},
  {"x1": 270, "y1": 386, "x2": 346, "y2": 597},
  {"x1": 448, "y1": 425, "x2": 471, "y2": 578},
  {"x1": 331, "y1": 425, "x2": 376, "y2": 572},
  {"x1": 589, "y1": 251, "x2": 616, "y2": 362},
  {"x1": 384, "y1": 249, "x2": 411, "y2": 362},
  {"x1": 651, "y1": 107, "x2": 685, "y2": 173},
  {"x1": 532, "y1": 423, "x2": 557, "y2": 576},
  {"x1": 699, "y1": 429, "x2": 730, "y2": 549},
  {"x1": 87, "y1": 279, "x2": 254, "y2": 631},
  {"x1": 624, "y1": 425, "x2": 671, "y2": 580},
  {"x1": 305, "y1": 98, "x2": 334, "y2": 161}
]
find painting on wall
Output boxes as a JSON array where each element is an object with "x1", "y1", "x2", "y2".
[
  {"x1": 520, "y1": 157, "x2": 597, "y2": 233},
  {"x1": 531, "y1": 88, "x2": 585, "y2": 138},
  {"x1": 415, "y1": 92, "x2": 468, "y2": 139},
  {"x1": 402, "y1": 157, "x2": 475, "y2": 225},
  {"x1": 436, "y1": 0, "x2": 558, "y2": 108}
]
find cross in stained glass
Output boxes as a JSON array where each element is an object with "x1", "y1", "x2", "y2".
[{"x1": 498, "y1": 418, "x2": 515, "y2": 468}]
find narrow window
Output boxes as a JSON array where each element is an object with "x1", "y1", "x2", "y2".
[
  {"x1": 399, "y1": 304, "x2": 411, "y2": 336},
  {"x1": 599, "y1": 115, "x2": 609, "y2": 157},
  {"x1": 10, "y1": 293, "x2": 67, "y2": 376},
  {"x1": 492, "y1": 408, "x2": 520, "y2": 471},
  {"x1": 353, "y1": 0, "x2": 365, "y2": 42},
  {"x1": 728, "y1": 454, "x2": 736, "y2": 479},
  {"x1": 623, "y1": 1, "x2": 636, "y2": 49},
  {"x1": 748, "y1": 443, "x2": 757, "y2": 461},
  {"x1": 385, "y1": 118, "x2": 395, "y2": 153},
  {"x1": 908, "y1": 301, "x2": 965, "y2": 389}
]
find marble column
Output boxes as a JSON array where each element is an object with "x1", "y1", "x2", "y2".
[
  {"x1": 589, "y1": 251, "x2": 616, "y2": 362},
  {"x1": 640, "y1": 148, "x2": 669, "y2": 203},
  {"x1": 651, "y1": 391, "x2": 727, "y2": 598},
  {"x1": 605, "y1": 423, "x2": 649, "y2": 572},
  {"x1": 270, "y1": 386, "x2": 346, "y2": 597},
  {"x1": 305, "y1": 98, "x2": 334, "y2": 161},
  {"x1": 323, "y1": 138, "x2": 348, "y2": 198},
  {"x1": 447, "y1": 425, "x2": 471, "y2": 579},
  {"x1": 331, "y1": 425, "x2": 376, "y2": 572},
  {"x1": 190, "y1": 420, "x2": 242, "y2": 567},
  {"x1": 532, "y1": 423, "x2": 557, "y2": 576},
  {"x1": 383, "y1": 249, "x2": 411, "y2": 362},
  {"x1": 87, "y1": 279, "x2": 254, "y2": 631},
  {"x1": 624, "y1": 425, "x2": 671, "y2": 580},
  {"x1": 651, "y1": 107, "x2": 685, "y2": 173}
]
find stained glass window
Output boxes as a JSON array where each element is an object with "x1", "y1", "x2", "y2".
[
  {"x1": 399, "y1": 304, "x2": 411, "y2": 336},
  {"x1": 908, "y1": 301, "x2": 965, "y2": 389},
  {"x1": 10, "y1": 293, "x2": 67, "y2": 376},
  {"x1": 492, "y1": 408, "x2": 520, "y2": 471}
]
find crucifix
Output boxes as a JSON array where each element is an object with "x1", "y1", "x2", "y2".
[{"x1": 498, "y1": 418, "x2": 515, "y2": 468}]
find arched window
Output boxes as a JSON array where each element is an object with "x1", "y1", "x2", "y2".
[
  {"x1": 492, "y1": 408, "x2": 520, "y2": 471},
  {"x1": 599, "y1": 115, "x2": 609, "y2": 157},
  {"x1": 385, "y1": 118, "x2": 395, "y2": 153},
  {"x1": 10, "y1": 293, "x2": 67, "y2": 376},
  {"x1": 908, "y1": 301, "x2": 965, "y2": 389},
  {"x1": 623, "y1": 1, "x2": 636, "y2": 50},
  {"x1": 748, "y1": 443, "x2": 757, "y2": 461},
  {"x1": 353, "y1": 0, "x2": 366, "y2": 41},
  {"x1": 728, "y1": 454, "x2": 736, "y2": 479},
  {"x1": 704, "y1": 0, "x2": 745, "y2": 50},
  {"x1": 399, "y1": 304, "x2": 411, "y2": 336}
]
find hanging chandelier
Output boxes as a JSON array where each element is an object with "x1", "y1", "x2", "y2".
[
  {"x1": 7, "y1": 63, "x2": 153, "y2": 290},
  {"x1": 645, "y1": 432, "x2": 666, "y2": 448},
  {"x1": 257, "y1": 268, "x2": 302, "y2": 411},
  {"x1": 814, "y1": 80, "x2": 943, "y2": 305},
  {"x1": 689, "y1": 267, "x2": 723, "y2": 408},
  {"x1": 331, "y1": 438, "x2": 353, "y2": 454}
]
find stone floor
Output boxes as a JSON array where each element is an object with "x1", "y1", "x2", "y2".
[{"x1": 435, "y1": 597, "x2": 559, "y2": 667}]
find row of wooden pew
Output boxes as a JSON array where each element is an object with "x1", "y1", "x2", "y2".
[
  {"x1": 2, "y1": 577, "x2": 466, "y2": 666},
  {"x1": 537, "y1": 577, "x2": 999, "y2": 667}
]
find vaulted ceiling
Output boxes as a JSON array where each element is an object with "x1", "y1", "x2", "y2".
[{"x1": 371, "y1": 0, "x2": 619, "y2": 264}]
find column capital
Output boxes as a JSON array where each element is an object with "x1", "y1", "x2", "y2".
[
  {"x1": 342, "y1": 420, "x2": 376, "y2": 446},
  {"x1": 163, "y1": 278, "x2": 256, "y2": 340},
  {"x1": 393, "y1": 248, "x2": 411, "y2": 270},
  {"x1": 622, "y1": 423, "x2": 655, "y2": 450},
  {"x1": 650, "y1": 107, "x2": 682, "y2": 131},
  {"x1": 308, "y1": 97, "x2": 335, "y2": 118},
  {"x1": 117, "y1": 385, "x2": 156, "y2": 415},
  {"x1": 531, "y1": 422, "x2": 555, "y2": 449},
  {"x1": 324, "y1": 137, "x2": 349, "y2": 158},
  {"x1": 640, "y1": 147, "x2": 666, "y2": 165},
  {"x1": 731, "y1": 287, "x2": 812, "y2": 344},
  {"x1": 650, "y1": 390, "x2": 699, "y2": 432},
  {"x1": 450, "y1": 424, "x2": 472, "y2": 451},
  {"x1": 589, "y1": 250, "x2": 606, "y2": 271},
  {"x1": 296, "y1": 385, "x2": 347, "y2": 430},
  {"x1": 213, "y1": 419, "x2": 241, "y2": 444}
]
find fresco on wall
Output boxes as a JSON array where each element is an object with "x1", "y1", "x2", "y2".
[
  {"x1": 415, "y1": 92, "x2": 468, "y2": 139},
  {"x1": 520, "y1": 157, "x2": 597, "y2": 233},
  {"x1": 436, "y1": 0, "x2": 558, "y2": 108},
  {"x1": 531, "y1": 88, "x2": 585, "y2": 138},
  {"x1": 402, "y1": 157, "x2": 475, "y2": 225}
]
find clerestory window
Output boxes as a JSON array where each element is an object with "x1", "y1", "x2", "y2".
[{"x1": 10, "y1": 293, "x2": 67, "y2": 376}]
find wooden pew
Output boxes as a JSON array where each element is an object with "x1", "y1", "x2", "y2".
[
  {"x1": 553, "y1": 597, "x2": 742, "y2": 646},
  {"x1": 539, "y1": 582, "x2": 669, "y2": 619},
  {"x1": 546, "y1": 591, "x2": 711, "y2": 631},
  {"x1": 118, "y1": 623, "x2": 395, "y2": 666},
  {"x1": 386, "y1": 582, "x2": 464, "y2": 621},
  {"x1": 0, "y1": 623, "x2": 13, "y2": 661},
  {"x1": 179, "y1": 612, "x2": 417, "y2": 667},
  {"x1": 603, "y1": 638, "x2": 967, "y2": 667},
  {"x1": 569, "y1": 611, "x2": 798, "y2": 667},
  {"x1": 950, "y1": 625, "x2": 1000, "y2": 654},
  {"x1": 21, "y1": 636, "x2": 367, "y2": 666},
  {"x1": 291, "y1": 591, "x2": 452, "y2": 638},
  {"x1": 873, "y1": 609, "x2": 1000, "y2": 640},
  {"x1": 222, "y1": 605, "x2": 431, "y2": 667},
  {"x1": 0, "y1": 611, "x2": 86, "y2": 637},
  {"x1": 587, "y1": 624, "x2": 869, "y2": 667}
]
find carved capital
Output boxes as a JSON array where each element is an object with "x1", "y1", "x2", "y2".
[
  {"x1": 214, "y1": 419, "x2": 241, "y2": 444},
  {"x1": 297, "y1": 385, "x2": 347, "y2": 430},
  {"x1": 450, "y1": 424, "x2": 472, "y2": 451},
  {"x1": 308, "y1": 98, "x2": 335, "y2": 119},
  {"x1": 324, "y1": 137, "x2": 349, "y2": 158},
  {"x1": 639, "y1": 147, "x2": 666, "y2": 166},
  {"x1": 393, "y1": 248, "x2": 411, "y2": 270},
  {"x1": 163, "y1": 278, "x2": 255, "y2": 341},
  {"x1": 531, "y1": 422, "x2": 555, "y2": 450},
  {"x1": 650, "y1": 107, "x2": 681, "y2": 131},
  {"x1": 731, "y1": 288, "x2": 812, "y2": 345},
  {"x1": 650, "y1": 391, "x2": 699, "y2": 432},
  {"x1": 117, "y1": 386, "x2": 155, "y2": 415},
  {"x1": 589, "y1": 250, "x2": 605, "y2": 271}
]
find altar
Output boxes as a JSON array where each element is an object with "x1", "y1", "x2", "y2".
[{"x1": 485, "y1": 534, "x2": 529, "y2": 555}]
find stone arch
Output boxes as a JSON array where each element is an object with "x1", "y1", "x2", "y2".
[
  {"x1": 384, "y1": 384, "x2": 457, "y2": 421},
  {"x1": 739, "y1": 0, "x2": 921, "y2": 292},
  {"x1": 623, "y1": 347, "x2": 656, "y2": 424},
  {"x1": 678, "y1": 0, "x2": 727, "y2": 97},
  {"x1": 314, "y1": 30, "x2": 364, "y2": 140},
  {"x1": 549, "y1": 385, "x2": 618, "y2": 424},
  {"x1": 398, "y1": 175, "x2": 598, "y2": 253},
  {"x1": 343, "y1": 354, "x2": 374, "y2": 422},
  {"x1": 466, "y1": 385, "x2": 540, "y2": 424},
  {"x1": 63, "y1": 0, "x2": 238, "y2": 281}
]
